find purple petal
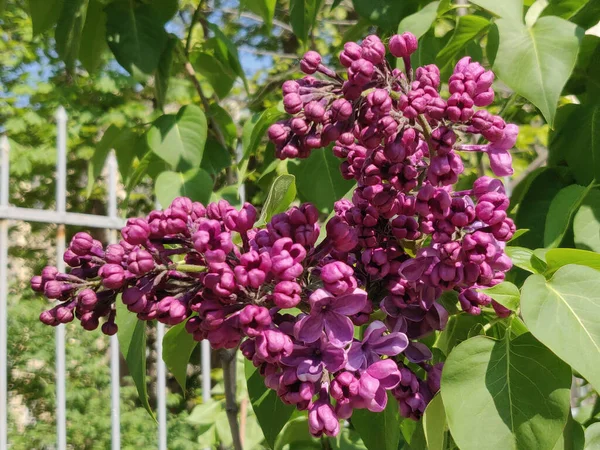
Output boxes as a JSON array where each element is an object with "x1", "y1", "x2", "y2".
[
  {"x1": 487, "y1": 147, "x2": 513, "y2": 177},
  {"x1": 330, "y1": 288, "x2": 368, "y2": 315},
  {"x1": 308, "y1": 288, "x2": 333, "y2": 309},
  {"x1": 358, "y1": 372, "x2": 379, "y2": 400},
  {"x1": 346, "y1": 341, "x2": 368, "y2": 371},
  {"x1": 404, "y1": 341, "x2": 433, "y2": 363},
  {"x1": 362, "y1": 320, "x2": 387, "y2": 343},
  {"x1": 367, "y1": 359, "x2": 401, "y2": 389},
  {"x1": 495, "y1": 123, "x2": 519, "y2": 151},
  {"x1": 297, "y1": 359, "x2": 324, "y2": 382},
  {"x1": 321, "y1": 345, "x2": 347, "y2": 372},
  {"x1": 324, "y1": 312, "x2": 354, "y2": 347},
  {"x1": 296, "y1": 314, "x2": 324, "y2": 344},
  {"x1": 371, "y1": 332, "x2": 409, "y2": 356},
  {"x1": 367, "y1": 387, "x2": 388, "y2": 412}
]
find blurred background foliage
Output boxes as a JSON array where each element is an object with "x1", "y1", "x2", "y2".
[{"x1": 1, "y1": 0, "x2": 600, "y2": 448}]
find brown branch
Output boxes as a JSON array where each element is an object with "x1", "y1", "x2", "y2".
[{"x1": 220, "y1": 348, "x2": 243, "y2": 450}]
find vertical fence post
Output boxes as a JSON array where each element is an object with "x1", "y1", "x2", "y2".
[
  {"x1": 154, "y1": 200, "x2": 167, "y2": 450},
  {"x1": 107, "y1": 151, "x2": 121, "y2": 450},
  {"x1": 201, "y1": 340, "x2": 211, "y2": 450},
  {"x1": 55, "y1": 106, "x2": 68, "y2": 450},
  {"x1": 0, "y1": 135, "x2": 11, "y2": 450}
]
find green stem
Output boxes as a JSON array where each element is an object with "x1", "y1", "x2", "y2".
[{"x1": 171, "y1": 263, "x2": 207, "y2": 273}]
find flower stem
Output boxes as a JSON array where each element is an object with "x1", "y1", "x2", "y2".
[
  {"x1": 171, "y1": 263, "x2": 207, "y2": 273},
  {"x1": 220, "y1": 348, "x2": 243, "y2": 450}
]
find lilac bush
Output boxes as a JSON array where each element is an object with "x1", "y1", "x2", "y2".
[{"x1": 31, "y1": 33, "x2": 517, "y2": 437}]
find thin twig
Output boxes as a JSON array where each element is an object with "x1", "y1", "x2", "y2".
[
  {"x1": 239, "y1": 397, "x2": 248, "y2": 447},
  {"x1": 221, "y1": 8, "x2": 294, "y2": 33},
  {"x1": 185, "y1": 0, "x2": 205, "y2": 54},
  {"x1": 220, "y1": 348, "x2": 243, "y2": 450}
]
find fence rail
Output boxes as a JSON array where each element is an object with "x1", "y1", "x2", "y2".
[{"x1": 0, "y1": 107, "x2": 211, "y2": 450}]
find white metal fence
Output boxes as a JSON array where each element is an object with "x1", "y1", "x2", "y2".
[{"x1": 0, "y1": 107, "x2": 211, "y2": 449}]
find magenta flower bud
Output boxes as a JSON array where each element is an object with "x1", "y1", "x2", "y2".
[
  {"x1": 290, "y1": 117, "x2": 310, "y2": 135},
  {"x1": 348, "y1": 59, "x2": 374, "y2": 86},
  {"x1": 282, "y1": 80, "x2": 300, "y2": 95},
  {"x1": 40, "y1": 309, "x2": 58, "y2": 326},
  {"x1": 340, "y1": 41, "x2": 362, "y2": 67},
  {"x1": 304, "y1": 100, "x2": 326, "y2": 123},
  {"x1": 99, "y1": 264, "x2": 126, "y2": 290},
  {"x1": 415, "y1": 64, "x2": 441, "y2": 89},
  {"x1": 127, "y1": 249, "x2": 155, "y2": 275},
  {"x1": 105, "y1": 244, "x2": 125, "y2": 264},
  {"x1": 30, "y1": 276, "x2": 43, "y2": 292},
  {"x1": 268, "y1": 122, "x2": 290, "y2": 145},
  {"x1": 102, "y1": 321, "x2": 118, "y2": 336},
  {"x1": 239, "y1": 305, "x2": 272, "y2": 337},
  {"x1": 70, "y1": 232, "x2": 94, "y2": 256},
  {"x1": 342, "y1": 81, "x2": 363, "y2": 100},
  {"x1": 326, "y1": 216, "x2": 358, "y2": 252},
  {"x1": 492, "y1": 300, "x2": 512, "y2": 318},
  {"x1": 473, "y1": 176, "x2": 505, "y2": 198},
  {"x1": 427, "y1": 363, "x2": 443, "y2": 394},
  {"x1": 389, "y1": 32, "x2": 418, "y2": 58},
  {"x1": 80, "y1": 312, "x2": 100, "y2": 331},
  {"x1": 44, "y1": 280, "x2": 69, "y2": 299},
  {"x1": 273, "y1": 281, "x2": 302, "y2": 308},
  {"x1": 122, "y1": 218, "x2": 150, "y2": 245},
  {"x1": 361, "y1": 35, "x2": 386, "y2": 65},
  {"x1": 63, "y1": 249, "x2": 82, "y2": 267},
  {"x1": 283, "y1": 93, "x2": 303, "y2": 114},
  {"x1": 320, "y1": 261, "x2": 356, "y2": 296},
  {"x1": 56, "y1": 305, "x2": 74, "y2": 323},
  {"x1": 78, "y1": 288, "x2": 98, "y2": 310},
  {"x1": 308, "y1": 394, "x2": 340, "y2": 437},
  {"x1": 475, "y1": 192, "x2": 509, "y2": 225},
  {"x1": 330, "y1": 98, "x2": 353, "y2": 122},
  {"x1": 255, "y1": 329, "x2": 293, "y2": 363},
  {"x1": 224, "y1": 203, "x2": 257, "y2": 233},
  {"x1": 300, "y1": 51, "x2": 322, "y2": 74}
]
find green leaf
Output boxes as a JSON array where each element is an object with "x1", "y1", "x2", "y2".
[
  {"x1": 147, "y1": 104, "x2": 208, "y2": 171},
  {"x1": 152, "y1": 0, "x2": 178, "y2": 24},
  {"x1": 508, "y1": 228, "x2": 529, "y2": 243},
  {"x1": 574, "y1": 189, "x2": 600, "y2": 252},
  {"x1": 541, "y1": 0, "x2": 589, "y2": 19},
  {"x1": 154, "y1": 168, "x2": 213, "y2": 207},
  {"x1": 545, "y1": 248, "x2": 600, "y2": 274},
  {"x1": 434, "y1": 312, "x2": 487, "y2": 356},
  {"x1": 570, "y1": 0, "x2": 600, "y2": 30},
  {"x1": 544, "y1": 183, "x2": 591, "y2": 248},
  {"x1": 436, "y1": 15, "x2": 490, "y2": 71},
  {"x1": 513, "y1": 168, "x2": 572, "y2": 249},
  {"x1": 206, "y1": 23, "x2": 248, "y2": 93},
  {"x1": 521, "y1": 264, "x2": 600, "y2": 393},
  {"x1": 257, "y1": 174, "x2": 297, "y2": 226},
  {"x1": 468, "y1": 0, "x2": 524, "y2": 21},
  {"x1": 290, "y1": 0, "x2": 323, "y2": 43},
  {"x1": 240, "y1": 107, "x2": 286, "y2": 164},
  {"x1": 397, "y1": 2, "x2": 439, "y2": 40},
  {"x1": 352, "y1": 0, "x2": 418, "y2": 30},
  {"x1": 105, "y1": 1, "x2": 168, "y2": 78},
  {"x1": 78, "y1": 0, "x2": 107, "y2": 72},
  {"x1": 244, "y1": 0, "x2": 277, "y2": 31},
  {"x1": 162, "y1": 320, "x2": 198, "y2": 393},
  {"x1": 115, "y1": 299, "x2": 154, "y2": 419},
  {"x1": 208, "y1": 103, "x2": 237, "y2": 148},
  {"x1": 274, "y1": 415, "x2": 321, "y2": 450},
  {"x1": 55, "y1": 0, "x2": 88, "y2": 71},
  {"x1": 352, "y1": 392, "x2": 401, "y2": 450},
  {"x1": 191, "y1": 52, "x2": 236, "y2": 99},
  {"x1": 188, "y1": 400, "x2": 224, "y2": 425},
  {"x1": 479, "y1": 281, "x2": 520, "y2": 311},
  {"x1": 422, "y1": 394, "x2": 446, "y2": 450},
  {"x1": 585, "y1": 423, "x2": 600, "y2": 450},
  {"x1": 552, "y1": 414, "x2": 585, "y2": 450},
  {"x1": 29, "y1": 0, "x2": 64, "y2": 35},
  {"x1": 566, "y1": 104, "x2": 600, "y2": 184},
  {"x1": 155, "y1": 35, "x2": 177, "y2": 110},
  {"x1": 409, "y1": 29, "x2": 448, "y2": 69},
  {"x1": 200, "y1": 138, "x2": 232, "y2": 176},
  {"x1": 288, "y1": 149, "x2": 355, "y2": 214},
  {"x1": 441, "y1": 333, "x2": 571, "y2": 450},
  {"x1": 245, "y1": 358, "x2": 295, "y2": 449},
  {"x1": 493, "y1": 16, "x2": 583, "y2": 126}
]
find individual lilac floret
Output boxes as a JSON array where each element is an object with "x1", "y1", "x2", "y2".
[{"x1": 346, "y1": 321, "x2": 408, "y2": 371}]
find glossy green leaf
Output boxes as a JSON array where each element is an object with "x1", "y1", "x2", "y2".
[
  {"x1": 521, "y1": 265, "x2": 600, "y2": 392},
  {"x1": 274, "y1": 415, "x2": 321, "y2": 450},
  {"x1": 115, "y1": 299, "x2": 154, "y2": 419},
  {"x1": 352, "y1": 393, "x2": 401, "y2": 450},
  {"x1": 257, "y1": 174, "x2": 296, "y2": 226},
  {"x1": 206, "y1": 23, "x2": 248, "y2": 92},
  {"x1": 245, "y1": 358, "x2": 295, "y2": 449},
  {"x1": 162, "y1": 320, "x2": 198, "y2": 393},
  {"x1": 541, "y1": 0, "x2": 589, "y2": 19},
  {"x1": 244, "y1": 0, "x2": 277, "y2": 31},
  {"x1": 154, "y1": 168, "x2": 213, "y2": 207},
  {"x1": 105, "y1": 1, "x2": 168, "y2": 77},
  {"x1": 545, "y1": 248, "x2": 600, "y2": 274},
  {"x1": 187, "y1": 400, "x2": 224, "y2": 425},
  {"x1": 201, "y1": 138, "x2": 232, "y2": 176},
  {"x1": 513, "y1": 168, "x2": 572, "y2": 249},
  {"x1": 397, "y1": 2, "x2": 439, "y2": 40},
  {"x1": 241, "y1": 107, "x2": 285, "y2": 162},
  {"x1": 290, "y1": 0, "x2": 323, "y2": 43},
  {"x1": 147, "y1": 104, "x2": 208, "y2": 171},
  {"x1": 55, "y1": 0, "x2": 87, "y2": 71},
  {"x1": 574, "y1": 189, "x2": 600, "y2": 252},
  {"x1": 422, "y1": 394, "x2": 446, "y2": 450},
  {"x1": 552, "y1": 414, "x2": 585, "y2": 450},
  {"x1": 192, "y1": 52, "x2": 236, "y2": 99},
  {"x1": 442, "y1": 333, "x2": 571, "y2": 450},
  {"x1": 570, "y1": 0, "x2": 600, "y2": 30},
  {"x1": 288, "y1": 149, "x2": 355, "y2": 214},
  {"x1": 29, "y1": 0, "x2": 63, "y2": 35},
  {"x1": 78, "y1": 0, "x2": 107, "y2": 72},
  {"x1": 208, "y1": 103, "x2": 237, "y2": 149},
  {"x1": 152, "y1": 0, "x2": 178, "y2": 24},
  {"x1": 468, "y1": 0, "x2": 523, "y2": 21},
  {"x1": 544, "y1": 184, "x2": 591, "y2": 248},
  {"x1": 479, "y1": 281, "x2": 520, "y2": 311},
  {"x1": 493, "y1": 16, "x2": 582, "y2": 126},
  {"x1": 409, "y1": 30, "x2": 448, "y2": 69},
  {"x1": 584, "y1": 423, "x2": 600, "y2": 450},
  {"x1": 436, "y1": 15, "x2": 490, "y2": 71},
  {"x1": 352, "y1": 0, "x2": 418, "y2": 30},
  {"x1": 505, "y1": 246, "x2": 542, "y2": 273},
  {"x1": 155, "y1": 35, "x2": 177, "y2": 110},
  {"x1": 434, "y1": 312, "x2": 487, "y2": 356}
]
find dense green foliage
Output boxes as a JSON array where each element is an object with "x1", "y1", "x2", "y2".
[{"x1": 3, "y1": 0, "x2": 600, "y2": 448}]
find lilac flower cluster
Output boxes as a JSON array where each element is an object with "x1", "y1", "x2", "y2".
[{"x1": 31, "y1": 33, "x2": 516, "y2": 438}]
